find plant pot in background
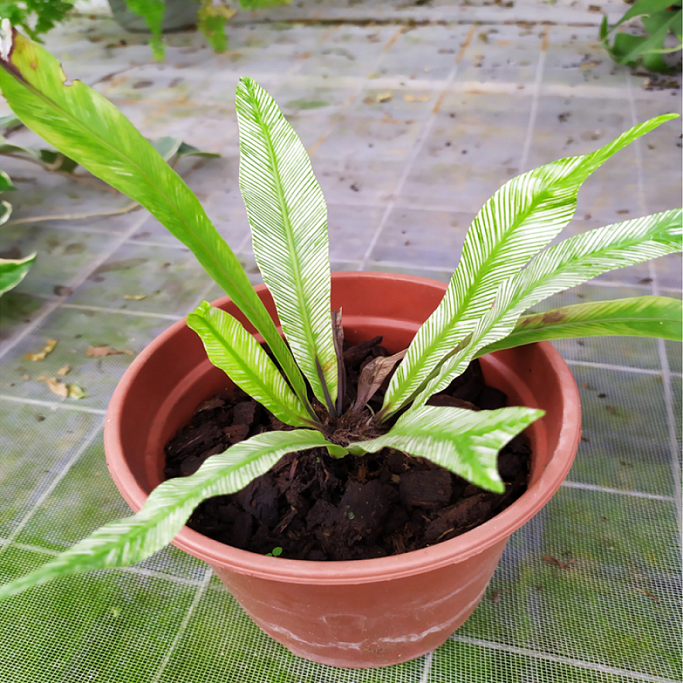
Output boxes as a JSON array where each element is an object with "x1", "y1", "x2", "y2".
[
  {"x1": 108, "y1": 0, "x2": 198, "y2": 33},
  {"x1": 104, "y1": 272, "x2": 582, "y2": 669}
]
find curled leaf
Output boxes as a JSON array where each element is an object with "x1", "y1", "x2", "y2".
[
  {"x1": 67, "y1": 384, "x2": 88, "y2": 399},
  {"x1": 352, "y1": 349, "x2": 407, "y2": 413}
]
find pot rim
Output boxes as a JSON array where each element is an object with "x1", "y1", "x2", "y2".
[{"x1": 105, "y1": 271, "x2": 581, "y2": 585}]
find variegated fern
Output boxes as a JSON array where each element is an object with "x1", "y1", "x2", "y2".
[{"x1": 0, "y1": 20, "x2": 680, "y2": 600}]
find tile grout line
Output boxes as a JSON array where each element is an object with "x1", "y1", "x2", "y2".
[
  {"x1": 0, "y1": 419, "x2": 105, "y2": 559},
  {"x1": 627, "y1": 73, "x2": 683, "y2": 537},
  {"x1": 60, "y1": 302, "x2": 183, "y2": 321},
  {"x1": 564, "y1": 359, "x2": 666, "y2": 376},
  {"x1": 358, "y1": 24, "x2": 478, "y2": 271},
  {"x1": 0, "y1": 394, "x2": 107, "y2": 415},
  {"x1": 450, "y1": 635, "x2": 678, "y2": 683},
  {"x1": 561, "y1": 480, "x2": 676, "y2": 502},
  {"x1": 0, "y1": 209, "x2": 151, "y2": 363},
  {"x1": 150, "y1": 567, "x2": 214, "y2": 683},
  {"x1": 419, "y1": 651, "x2": 433, "y2": 683},
  {"x1": 4, "y1": 539, "x2": 207, "y2": 587}
]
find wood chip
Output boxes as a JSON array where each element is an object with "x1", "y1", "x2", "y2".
[
  {"x1": 56, "y1": 365, "x2": 71, "y2": 376},
  {"x1": 542, "y1": 555, "x2": 577, "y2": 570},
  {"x1": 86, "y1": 345, "x2": 134, "y2": 357},
  {"x1": 25, "y1": 339, "x2": 57, "y2": 362},
  {"x1": 634, "y1": 588, "x2": 660, "y2": 603},
  {"x1": 123, "y1": 294, "x2": 146, "y2": 300}
]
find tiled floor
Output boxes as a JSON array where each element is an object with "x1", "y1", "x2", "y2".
[{"x1": 0, "y1": 1, "x2": 680, "y2": 682}]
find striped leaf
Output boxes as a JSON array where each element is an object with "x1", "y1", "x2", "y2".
[
  {"x1": 0, "y1": 252, "x2": 35, "y2": 296},
  {"x1": 477, "y1": 296, "x2": 683, "y2": 354},
  {"x1": 0, "y1": 430, "x2": 344, "y2": 601},
  {"x1": 235, "y1": 77, "x2": 338, "y2": 411},
  {"x1": 0, "y1": 24, "x2": 310, "y2": 411},
  {"x1": 407, "y1": 209, "x2": 683, "y2": 409},
  {"x1": 348, "y1": 406, "x2": 545, "y2": 493},
  {"x1": 187, "y1": 302, "x2": 315, "y2": 427},
  {"x1": 381, "y1": 115, "x2": 677, "y2": 419}
]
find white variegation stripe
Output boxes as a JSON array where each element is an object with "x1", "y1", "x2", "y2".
[
  {"x1": 236, "y1": 78, "x2": 337, "y2": 408},
  {"x1": 381, "y1": 115, "x2": 678, "y2": 419},
  {"x1": 0, "y1": 430, "x2": 339, "y2": 600},
  {"x1": 406, "y1": 208, "x2": 683, "y2": 408},
  {"x1": 187, "y1": 302, "x2": 312, "y2": 427},
  {"x1": 349, "y1": 406, "x2": 544, "y2": 493}
]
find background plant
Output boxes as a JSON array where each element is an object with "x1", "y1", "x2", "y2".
[
  {"x1": 601, "y1": 0, "x2": 682, "y2": 73},
  {"x1": 0, "y1": 21, "x2": 679, "y2": 599}
]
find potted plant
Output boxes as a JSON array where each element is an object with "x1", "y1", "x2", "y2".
[{"x1": 0, "y1": 21, "x2": 680, "y2": 668}]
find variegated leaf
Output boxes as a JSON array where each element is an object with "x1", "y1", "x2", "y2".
[
  {"x1": 0, "y1": 252, "x2": 36, "y2": 296},
  {"x1": 0, "y1": 24, "x2": 310, "y2": 413},
  {"x1": 476, "y1": 296, "x2": 683, "y2": 354},
  {"x1": 236, "y1": 77, "x2": 338, "y2": 411},
  {"x1": 381, "y1": 115, "x2": 677, "y2": 419},
  {"x1": 348, "y1": 406, "x2": 544, "y2": 493},
  {"x1": 407, "y1": 208, "x2": 682, "y2": 408},
  {"x1": 0, "y1": 430, "x2": 345, "y2": 601},
  {"x1": 187, "y1": 302, "x2": 315, "y2": 427}
]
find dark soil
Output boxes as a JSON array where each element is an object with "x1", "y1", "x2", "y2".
[{"x1": 164, "y1": 336, "x2": 531, "y2": 561}]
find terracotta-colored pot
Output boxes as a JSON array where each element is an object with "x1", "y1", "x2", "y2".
[{"x1": 104, "y1": 272, "x2": 581, "y2": 669}]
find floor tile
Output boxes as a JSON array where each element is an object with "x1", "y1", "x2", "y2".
[
  {"x1": 0, "y1": 401, "x2": 101, "y2": 539},
  {"x1": 0, "y1": 546, "x2": 198, "y2": 683},
  {"x1": 0, "y1": 307, "x2": 172, "y2": 410}
]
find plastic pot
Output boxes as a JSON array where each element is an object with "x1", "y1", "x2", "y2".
[{"x1": 104, "y1": 271, "x2": 581, "y2": 668}]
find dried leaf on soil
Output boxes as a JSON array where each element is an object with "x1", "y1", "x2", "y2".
[
  {"x1": 56, "y1": 364, "x2": 71, "y2": 376},
  {"x1": 542, "y1": 555, "x2": 577, "y2": 569},
  {"x1": 403, "y1": 94, "x2": 430, "y2": 102},
  {"x1": 489, "y1": 590, "x2": 501, "y2": 603},
  {"x1": 85, "y1": 345, "x2": 134, "y2": 357},
  {"x1": 123, "y1": 294, "x2": 146, "y2": 300},
  {"x1": 25, "y1": 339, "x2": 57, "y2": 361}
]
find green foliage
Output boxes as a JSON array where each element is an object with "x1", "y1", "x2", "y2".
[
  {"x1": 477, "y1": 296, "x2": 683, "y2": 355},
  {"x1": 0, "y1": 0, "x2": 75, "y2": 41},
  {"x1": 0, "y1": 251, "x2": 35, "y2": 296},
  {"x1": 601, "y1": 0, "x2": 682, "y2": 73},
  {"x1": 0, "y1": 22, "x2": 680, "y2": 600}
]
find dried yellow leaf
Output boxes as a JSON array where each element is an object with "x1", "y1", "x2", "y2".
[
  {"x1": 86, "y1": 346, "x2": 134, "y2": 357},
  {"x1": 25, "y1": 339, "x2": 57, "y2": 362},
  {"x1": 403, "y1": 94, "x2": 430, "y2": 103},
  {"x1": 56, "y1": 365, "x2": 71, "y2": 376},
  {"x1": 123, "y1": 294, "x2": 146, "y2": 301},
  {"x1": 36, "y1": 376, "x2": 68, "y2": 397},
  {"x1": 364, "y1": 91, "x2": 392, "y2": 104}
]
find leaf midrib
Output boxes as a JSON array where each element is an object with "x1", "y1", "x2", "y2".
[{"x1": 248, "y1": 92, "x2": 323, "y2": 378}]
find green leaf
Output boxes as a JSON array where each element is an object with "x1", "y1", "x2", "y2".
[
  {"x1": 381, "y1": 115, "x2": 677, "y2": 419},
  {"x1": 0, "y1": 169, "x2": 15, "y2": 191},
  {"x1": 0, "y1": 429, "x2": 334, "y2": 601},
  {"x1": 148, "y1": 137, "x2": 221, "y2": 162},
  {"x1": 0, "y1": 23, "x2": 311, "y2": 415},
  {"x1": 235, "y1": 77, "x2": 338, "y2": 412},
  {"x1": 477, "y1": 296, "x2": 683, "y2": 354},
  {"x1": 408, "y1": 209, "x2": 682, "y2": 408},
  {"x1": 609, "y1": 0, "x2": 677, "y2": 30},
  {"x1": 187, "y1": 301, "x2": 313, "y2": 427},
  {"x1": 348, "y1": 406, "x2": 545, "y2": 493},
  {"x1": 0, "y1": 252, "x2": 36, "y2": 296},
  {"x1": 0, "y1": 199, "x2": 11, "y2": 225}
]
